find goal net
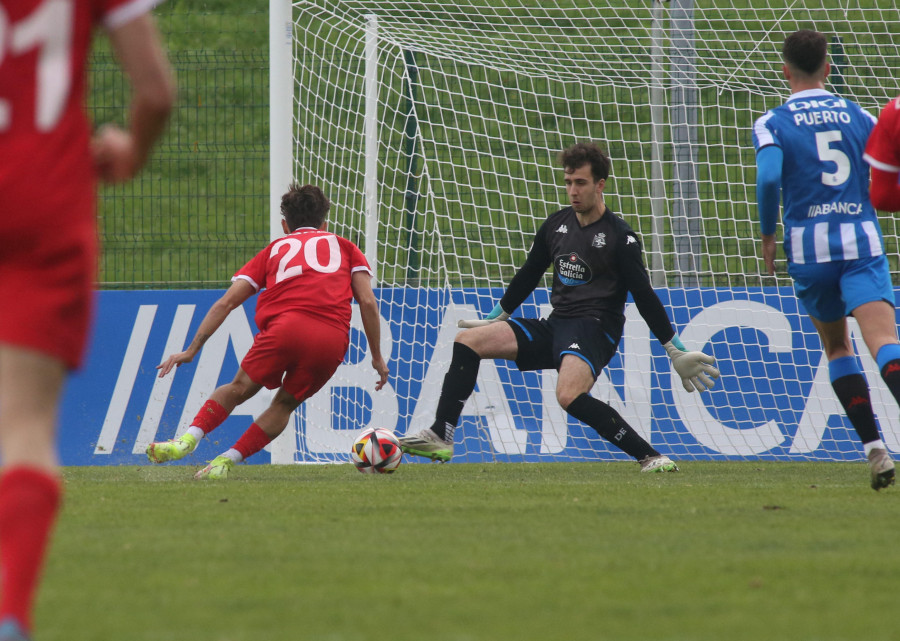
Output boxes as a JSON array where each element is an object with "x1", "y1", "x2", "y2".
[{"x1": 279, "y1": 0, "x2": 900, "y2": 464}]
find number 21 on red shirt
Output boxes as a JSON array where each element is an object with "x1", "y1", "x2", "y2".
[{"x1": 0, "y1": 0, "x2": 73, "y2": 132}]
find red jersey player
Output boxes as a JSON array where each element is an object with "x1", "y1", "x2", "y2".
[
  {"x1": 864, "y1": 96, "x2": 900, "y2": 212},
  {"x1": 147, "y1": 183, "x2": 390, "y2": 479},
  {"x1": 0, "y1": 1, "x2": 174, "y2": 639}
]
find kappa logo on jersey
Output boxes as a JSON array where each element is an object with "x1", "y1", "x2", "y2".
[
  {"x1": 592, "y1": 232, "x2": 606, "y2": 248},
  {"x1": 556, "y1": 224, "x2": 568, "y2": 234},
  {"x1": 626, "y1": 235, "x2": 637, "y2": 244},
  {"x1": 555, "y1": 252, "x2": 592, "y2": 287},
  {"x1": 568, "y1": 343, "x2": 580, "y2": 350}
]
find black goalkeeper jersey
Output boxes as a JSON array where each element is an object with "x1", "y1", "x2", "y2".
[{"x1": 499, "y1": 206, "x2": 675, "y2": 343}]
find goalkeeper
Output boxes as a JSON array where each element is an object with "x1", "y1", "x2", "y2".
[{"x1": 400, "y1": 142, "x2": 719, "y2": 471}]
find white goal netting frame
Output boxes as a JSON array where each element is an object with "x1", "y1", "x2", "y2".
[{"x1": 271, "y1": 0, "x2": 900, "y2": 464}]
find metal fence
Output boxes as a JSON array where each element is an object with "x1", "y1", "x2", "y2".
[{"x1": 91, "y1": 5, "x2": 269, "y2": 289}]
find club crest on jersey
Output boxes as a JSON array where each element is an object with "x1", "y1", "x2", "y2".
[
  {"x1": 592, "y1": 232, "x2": 606, "y2": 248},
  {"x1": 556, "y1": 252, "x2": 592, "y2": 286}
]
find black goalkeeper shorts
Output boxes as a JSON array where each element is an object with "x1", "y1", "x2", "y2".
[{"x1": 507, "y1": 315, "x2": 621, "y2": 379}]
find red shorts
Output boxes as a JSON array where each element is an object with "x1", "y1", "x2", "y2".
[
  {"x1": 0, "y1": 217, "x2": 96, "y2": 370},
  {"x1": 241, "y1": 312, "x2": 349, "y2": 401}
]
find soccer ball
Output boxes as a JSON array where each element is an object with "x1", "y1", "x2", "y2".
[{"x1": 350, "y1": 428, "x2": 402, "y2": 474}]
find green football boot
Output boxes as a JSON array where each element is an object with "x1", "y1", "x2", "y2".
[
  {"x1": 194, "y1": 455, "x2": 234, "y2": 480},
  {"x1": 639, "y1": 454, "x2": 679, "y2": 473},
  {"x1": 146, "y1": 433, "x2": 198, "y2": 463},
  {"x1": 398, "y1": 428, "x2": 453, "y2": 462}
]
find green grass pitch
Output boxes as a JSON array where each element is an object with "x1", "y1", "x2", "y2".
[{"x1": 38, "y1": 461, "x2": 899, "y2": 641}]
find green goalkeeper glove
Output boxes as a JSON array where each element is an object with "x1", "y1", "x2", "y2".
[
  {"x1": 458, "y1": 303, "x2": 510, "y2": 329},
  {"x1": 664, "y1": 335, "x2": 720, "y2": 393}
]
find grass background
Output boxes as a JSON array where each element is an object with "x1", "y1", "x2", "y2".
[
  {"x1": 90, "y1": 0, "x2": 269, "y2": 288},
  {"x1": 70, "y1": 7, "x2": 900, "y2": 638},
  {"x1": 88, "y1": 0, "x2": 900, "y2": 290},
  {"x1": 37, "y1": 462, "x2": 900, "y2": 641}
]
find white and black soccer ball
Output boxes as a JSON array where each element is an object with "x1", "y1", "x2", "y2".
[{"x1": 350, "y1": 428, "x2": 402, "y2": 474}]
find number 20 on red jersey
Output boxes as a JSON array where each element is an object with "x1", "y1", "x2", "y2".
[{"x1": 268, "y1": 234, "x2": 342, "y2": 284}]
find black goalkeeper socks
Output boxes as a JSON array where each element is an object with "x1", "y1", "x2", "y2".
[
  {"x1": 832, "y1": 373, "x2": 880, "y2": 445},
  {"x1": 879, "y1": 358, "x2": 900, "y2": 408},
  {"x1": 431, "y1": 342, "x2": 481, "y2": 441},
  {"x1": 565, "y1": 393, "x2": 658, "y2": 461}
]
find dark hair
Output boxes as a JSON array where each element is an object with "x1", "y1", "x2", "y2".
[
  {"x1": 559, "y1": 142, "x2": 610, "y2": 182},
  {"x1": 280, "y1": 183, "x2": 330, "y2": 231},
  {"x1": 782, "y1": 30, "x2": 827, "y2": 76}
]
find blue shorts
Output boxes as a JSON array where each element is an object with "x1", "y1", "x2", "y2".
[{"x1": 788, "y1": 254, "x2": 895, "y2": 322}]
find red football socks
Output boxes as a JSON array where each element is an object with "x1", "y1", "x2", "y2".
[
  {"x1": 232, "y1": 423, "x2": 273, "y2": 460},
  {"x1": 191, "y1": 399, "x2": 229, "y2": 435},
  {"x1": 0, "y1": 466, "x2": 62, "y2": 632}
]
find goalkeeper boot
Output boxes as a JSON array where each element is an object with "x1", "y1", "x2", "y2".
[
  {"x1": 639, "y1": 454, "x2": 679, "y2": 473},
  {"x1": 0, "y1": 618, "x2": 30, "y2": 641},
  {"x1": 194, "y1": 455, "x2": 234, "y2": 480},
  {"x1": 146, "y1": 433, "x2": 198, "y2": 463},
  {"x1": 399, "y1": 428, "x2": 453, "y2": 462},
  {"x1": 867, "y1": 448, "x2": 895, "y2": 491}
]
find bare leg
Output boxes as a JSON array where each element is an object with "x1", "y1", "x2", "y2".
[
  {"x1": 253, "y1": 387, "x2": 303, "y2": 439},
  {"x1": 0, "y1": 345, "x2": 66, "y2": 471},
  {"x1": 208, "y1": 367, "x2": 264, "y2": 414}
]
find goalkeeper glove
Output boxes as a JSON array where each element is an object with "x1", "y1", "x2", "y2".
[
  {"x1": 664, "y1": 335, "x2": 720, "y2": 393},
  {"x1": 458, "y1": 303, "x2": 510, "y2": 329}
]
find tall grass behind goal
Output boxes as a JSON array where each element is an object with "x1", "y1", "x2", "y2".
[{"x1": 281, "y1": 0, "x2": 900, "y2": 464}]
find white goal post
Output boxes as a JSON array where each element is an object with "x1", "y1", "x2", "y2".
[{"x1": 271, "y1": 0, "x2": 900, "y2": 464}]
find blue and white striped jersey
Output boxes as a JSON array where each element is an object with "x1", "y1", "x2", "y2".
[{"x1": 753, "y1": 88, "x2": 880, "y2": 264}]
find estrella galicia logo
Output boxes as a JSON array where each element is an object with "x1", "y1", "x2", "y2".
[{"x1": 556, "y1": 252, "x2": 592, "y2": 286}]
